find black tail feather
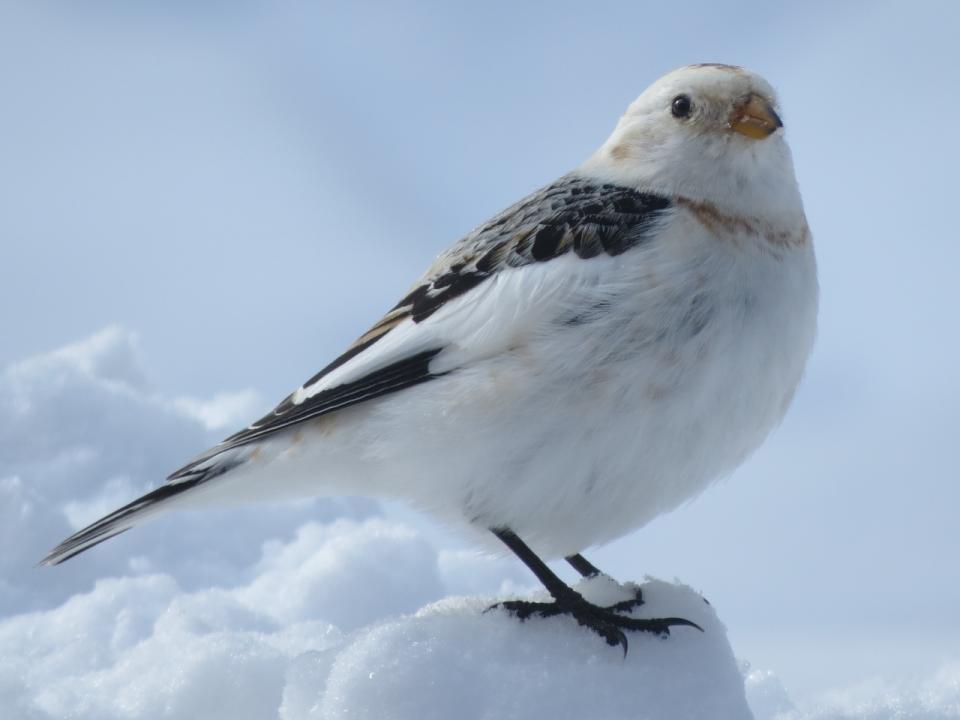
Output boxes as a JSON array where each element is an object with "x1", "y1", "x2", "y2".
[{"x1": 40, "y1": 478, "x2": 202, "y2": 566}]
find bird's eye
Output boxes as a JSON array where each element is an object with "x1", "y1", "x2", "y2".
[{"x1": 671, "y1": 94, "x2": 693, "y2": 119}]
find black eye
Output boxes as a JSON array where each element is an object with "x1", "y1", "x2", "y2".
[{"x1": 671, "y1": 94, "x2": 693, "y2": 119}]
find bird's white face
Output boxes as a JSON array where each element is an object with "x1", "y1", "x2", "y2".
[
  {"x1": 632, "y1": 63, "x2": 783, "y2": 143},
  {"x1": 585, "y1": 64, "x2": 803, "y2": 222}
]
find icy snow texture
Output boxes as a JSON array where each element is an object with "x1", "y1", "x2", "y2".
[
  {"x1": 282, "y1": 580, "x2": 745, "y2": 720},
  {"x1": 3, "y1": 331, "x2": 959, "y2": 720}
]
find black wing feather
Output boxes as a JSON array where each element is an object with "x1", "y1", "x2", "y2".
[{"x1": 168, "y1": 348, "x2": 443, "y2": 480}]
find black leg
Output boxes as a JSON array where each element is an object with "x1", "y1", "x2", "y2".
[
  {"x1": 490, "y1": 528, "x2": 702, "y2": 654},
  {"x1": 494, "y1": 528, "x2": 581, "y2": 603},
  {"x1": 565, "y1": 553, "x2": 603, "y2": 578}
]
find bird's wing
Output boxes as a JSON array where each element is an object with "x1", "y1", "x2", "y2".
[
  {"x1": 168, "y1": 174, "x2": 672, "y2": 481},
  {"x1": 40, "y1": 175, "x2": 672, "y2": 565}
]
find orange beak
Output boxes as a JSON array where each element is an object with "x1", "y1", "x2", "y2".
[{"x1": 729, "y1": 94, "x2": 783, "y2": 139}]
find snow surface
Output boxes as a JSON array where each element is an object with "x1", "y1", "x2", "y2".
[
  {"x1": 3, "y1": 330, "x2": 959, "y2": 720},
  {"x1": 1, "y1": 564, "x2": 748, "y2": 720}
]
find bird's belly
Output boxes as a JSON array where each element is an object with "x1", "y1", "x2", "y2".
[{"x1": 495, "y1": 376, "x2": 783, "y2": 555}]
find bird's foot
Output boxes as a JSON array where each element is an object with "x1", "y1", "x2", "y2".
[
  {"x1": 489, "y1": 588, "x2": 702, "y2": 655},
  {"x1": 494, "y1": 583, "x2": 643, "y2": 617}
]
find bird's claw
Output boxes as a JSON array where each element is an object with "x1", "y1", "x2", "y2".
[
  {"x1": 487, "y1": 598, "x2": 565, "y2": 620},
  {"x1": 488, "y1": 588, "x2": 702, "y2": 655},
  {"x1": 487, "y1": 585, "x2": 643, "y2": 618}
]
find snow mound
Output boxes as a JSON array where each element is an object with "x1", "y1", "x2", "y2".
[
  {"x1": 283, "y1": 579, "x2": 747, "y2": 720},
  {"x1": 1, "y1": 551, "x2": 749, "y2": 720}
]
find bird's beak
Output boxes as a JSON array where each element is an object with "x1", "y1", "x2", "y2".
[{"x1": 729, "y1": 94, "x2": 783, "y2": 140}]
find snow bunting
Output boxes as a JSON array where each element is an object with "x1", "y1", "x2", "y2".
[{"x1": 44, "y1": 64, "x2": 817, "y2": 651}]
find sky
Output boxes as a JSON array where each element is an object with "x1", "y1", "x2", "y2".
[{"x1": 1, "y1": 0, "x2": 959, "y2": 711}]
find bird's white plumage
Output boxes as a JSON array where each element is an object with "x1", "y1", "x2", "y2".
[{"x1": 43, "y1": 64, "x2": 817, "y2": 565}]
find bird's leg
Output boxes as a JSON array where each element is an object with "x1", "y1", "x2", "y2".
[
  {"x1": 565, "y1": 552, "x2": 645, "y2": 612},
  {"x1": 564, "y1": 553, "x2": 603, "y2": 578},
  {"x1": 489, "y1": 528, "x2": 701, "y2": 654}
]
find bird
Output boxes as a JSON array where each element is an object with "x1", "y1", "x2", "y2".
[{"x1": 43, "y1": 64, "x2": 818, "y2": 653}]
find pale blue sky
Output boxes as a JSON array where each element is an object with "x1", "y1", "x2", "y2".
[{"x1": 2, "y1": 0, "x2": 958, "y2": 698}]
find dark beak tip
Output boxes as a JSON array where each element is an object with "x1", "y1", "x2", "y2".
[{"x1": 768, "y1": 104, "x2": 784, "y2": 129}]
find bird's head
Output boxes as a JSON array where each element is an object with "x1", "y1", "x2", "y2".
[{"x1": 584, "y1": 64, "x2": 803, "y2": 221}]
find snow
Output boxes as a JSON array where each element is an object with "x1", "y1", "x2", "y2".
[
  {"x1": 5, "y1": 574, "x2": 960, "y2": 720},
  {"x1": 281, "y1": 580, "x2": 746, "y2": 720},
  {"x1": 3, "y1": 330, "x2": 959, "y2": 719},
  {"x1": 745, "y1": 665, "x2": 960, "y2": 720},
  {"x1": 2, "y1": 535, "x2": 747, "y2": 719}
]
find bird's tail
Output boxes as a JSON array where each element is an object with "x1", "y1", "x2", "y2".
[
  {"x1": 39, "y1": 478, "x2": 207, "y2": 566},
  {"x1": 40, "y1": 441, "x2": 254, "y2": 565}
]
